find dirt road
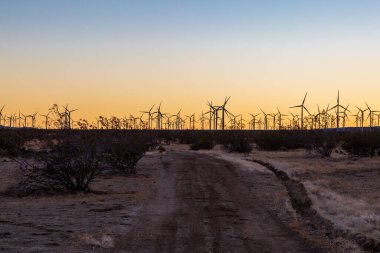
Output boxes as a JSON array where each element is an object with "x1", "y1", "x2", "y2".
[
  {"x1": 0, "y1": 150, "x2": 329, "y2": 252},
  {"x1": 110, "y1": 151, "x2": 323, "y2": 253}
]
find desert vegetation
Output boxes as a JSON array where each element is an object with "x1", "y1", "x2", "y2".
[
  {"x1": 2, "y1": 128, "x2": 380, "y2": 196},
  {"x1": 159, "y1": 129, "x2": 380, "y2": 156},
  {"x1": 1, "y1": 130, "x2": 157, "y2": 195},
  {"x1": 1, "y1": 128, "x2": 380, "y2": 252}
]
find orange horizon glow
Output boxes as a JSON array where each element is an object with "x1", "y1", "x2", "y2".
[{"x1": 1, "y1": 1, "x2": 380, "y2": 128}]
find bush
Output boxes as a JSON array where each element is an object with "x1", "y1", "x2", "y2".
[
  {"x1": 223, "y1": 137, "x2": 252, "y2": 153},
  {"x1": 13, "y1": 134, "x2": 100, "y2": 195},
  {"x1": 342, "y1": 133, "x2": 379, "y2": 156},
  {"x1": 314, "y1": 142, "x2": 335, "y2": 157},
  {"x1": 190, "y1": 140, "x2": 214, "y2": 151},
  {"x1": 103, "y1": 136, "x2": 150, "y2": 174},
  {"x1": 0, "y1": 130, "x2": 28, "y2": 156}
]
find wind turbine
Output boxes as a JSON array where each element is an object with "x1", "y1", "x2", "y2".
[
  {"x1": 323, "y1": 104, "x2": 330, "y2": 129},
  {"x1": 206, "y1": 101, "x2": 214, "y2": 130},
  {"x1": 0, "y1": 105, "x2": 5, "y2": 126},
  {"x1": 17, "y1": 111, "x2": 22, "y2": 127},
  {"x1": 20, "y1": 113, "x2": 27, "y2": 127},
  {"x1": 7, "y1": 114, "x2": 14, "y2": 127},
  {"x1": 30, "y1": 112, "x2": 38, "y2": 128},
  {"x1": 173, "y1": 109, "x2": 183, "y2": 130},
  {"x1": 328, "y1": 91, "x2": 347, "y2": 129},
  {"x1": 154, "y1": 103, "x2": 166, "y2": 130},
  {"x1": 199, "y1": 111, "x2": 208, "y2": 130},
  {"x1": 140, "y1": 104, "x2": 155, "y2": 129},
  {"x1": 290, "y1": 92, "x2": 310, "y2": 130},
  {"x1": 227, "y1": 112, "x2": 238, "y2": 129},
  {"x1": 220, "y1": 97, "x2": 230, "y2": 130},
  {"x1": 207, "y1": 101, "x2": 220, "y2": 130},
  {"x1": 365, "y1": 103, "x2": 379, "y2": 128},
  {"x1": 40, "y1": 112, "x2": 51, "y2": 130},
  {"x1": 237, "y1": 114, "x2": 246, "y2": 130},
  {"x1": 248, "y1": 113, "x2": 260, "y2": 130},
  {"x1": 63, "y1": 105, "x2": 78, "y2": 129},
  {"x1": 260, "y1": 109, "x2": 270, "y2": 130},
  {"x1": 277, "y1": 108, "x2": 288, "y2": 130},
  {"x1": 341, "y1": 104, "x2": 350, "y2": 128},
  {"x1": 206, "y1": 97, "x2": 230, "y2": 130},
  {"x1": 185, "y1": 113, "x2": 196, "y2": 130},
  {"x1": 351, "y1": 112, "x2": 360, "y2": 128},
  {"x1": 128, "y1": 114, "x2": 138, "y2": 129},
  {"x1": 289, "y1": 112, "x2": 299, "y2": 130}
]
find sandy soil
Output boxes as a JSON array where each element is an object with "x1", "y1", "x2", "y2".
[
  {"x1": 0, "y1": 148, "x2": 336, "y2": 253},
  {"x1": 245, "y1": 148, "x2": 380, "y2": 251},
  {"x1": 110, "y1": 150, "x2": 325, "y2": 253},
  {"x1": 0, "y1": 145, "x2": 379, "y2": 253},
  {"x1": 0, "y1": 153, "x2": 157, "y2": 252}
]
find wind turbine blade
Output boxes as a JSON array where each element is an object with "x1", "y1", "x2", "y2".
[
  {"x1": 304, "y1": 106, "x2": 311, "y2": 115},
  {"x1": 337, "y1": 90, "x2": 340, "y2": 103},
  {"x1": 302, "y1": 92, "x2": 308, "y2": 105},
  {"x1": 224, "y1": 96, "x2": 231, "y2": 106}
]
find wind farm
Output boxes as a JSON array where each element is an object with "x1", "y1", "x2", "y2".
[
  {"x1": 1, "y1": 1, "x2": 380, "y2": 253},
  {"x1": 1, "y1": 92, "x2": 380, "y2": 253},
  {"x1": 1, "y1": 91, "x2": 379, "y2": 131}
]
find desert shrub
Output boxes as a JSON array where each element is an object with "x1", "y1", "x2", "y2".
[
  {"x1": 313, "y1": 141, "x2": 335, "y2": 157},
  {"x1": 342, "y1": 133, "x2": 379, "y2": 156},
  {"x1": 253, "y1": 131, "x2": 311, "y2": 151},
  {"x1": 222, "y1": 136, "x2": 252, "y2": 153},
  {"x1": 102, "y1": 136, "x2": 150, "y2": 174},
  {"x1": 252, "y1": 134, "x2": 285, "y2": 150},
  {"x1": 0, "y1": 130, "x2": 28, "y2": 156},
  {"x1": 190, "y1": 139, "x2": 214, "y2": 151},
  {"x1": 13, "y1": 134, "x2": 100, "y2": 195},
  {"x1": 309, "y1": 133, "x2": 337, "y2": 157},
  {"x1": 148, "y1": 138, "x2": 160, "y2": 151},
  {"x1": 177, "y1": 131, "x2": 199, "y2": 144}
]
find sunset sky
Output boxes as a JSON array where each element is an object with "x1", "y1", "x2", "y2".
[{"x1": 1, "y1": 0, "x2": 380, "y2": 122}]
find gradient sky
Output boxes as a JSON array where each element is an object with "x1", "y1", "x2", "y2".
[{"x1": 1, "y1": 0, "x2": 380, "y2": 121}]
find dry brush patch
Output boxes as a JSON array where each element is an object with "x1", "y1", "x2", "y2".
[
  {"x1": 251, "y1": 155, "x2": 380, "y2": 252},
  {"x1": 7, "y1": 135, "x2": 100, "y2": 195},
  {"x1": 0, "y1": 150, "x2": 161, "y2": 252},
  {"x1": 304, "y1": 181, "x2": 380, "y2": 242},
  {"x1": 2, "y1": 131, "x2": 157, "y2": 196}
]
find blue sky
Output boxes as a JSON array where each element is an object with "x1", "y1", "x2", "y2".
[{"x1": 2, "y1": 0, "x2": 380, "y2": 43}]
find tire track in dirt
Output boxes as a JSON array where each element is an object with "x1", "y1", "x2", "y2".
[
  {"x1": 111, "y1": 151, "x2": 325, "y2": 253},
  {"x1": 251, "y1": 159, "x2": 380, "y2": 253}
]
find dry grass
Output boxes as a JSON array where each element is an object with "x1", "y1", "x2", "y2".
[
  {"x1": 305, "y1": 180, "x2": 380, "y2": 240},
  {"x1": 0, "y1": 152, "x2": 161, "y2": 252},
  {"x1": 249, "y1": 148, "x2": 380, "y2": 251}
]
